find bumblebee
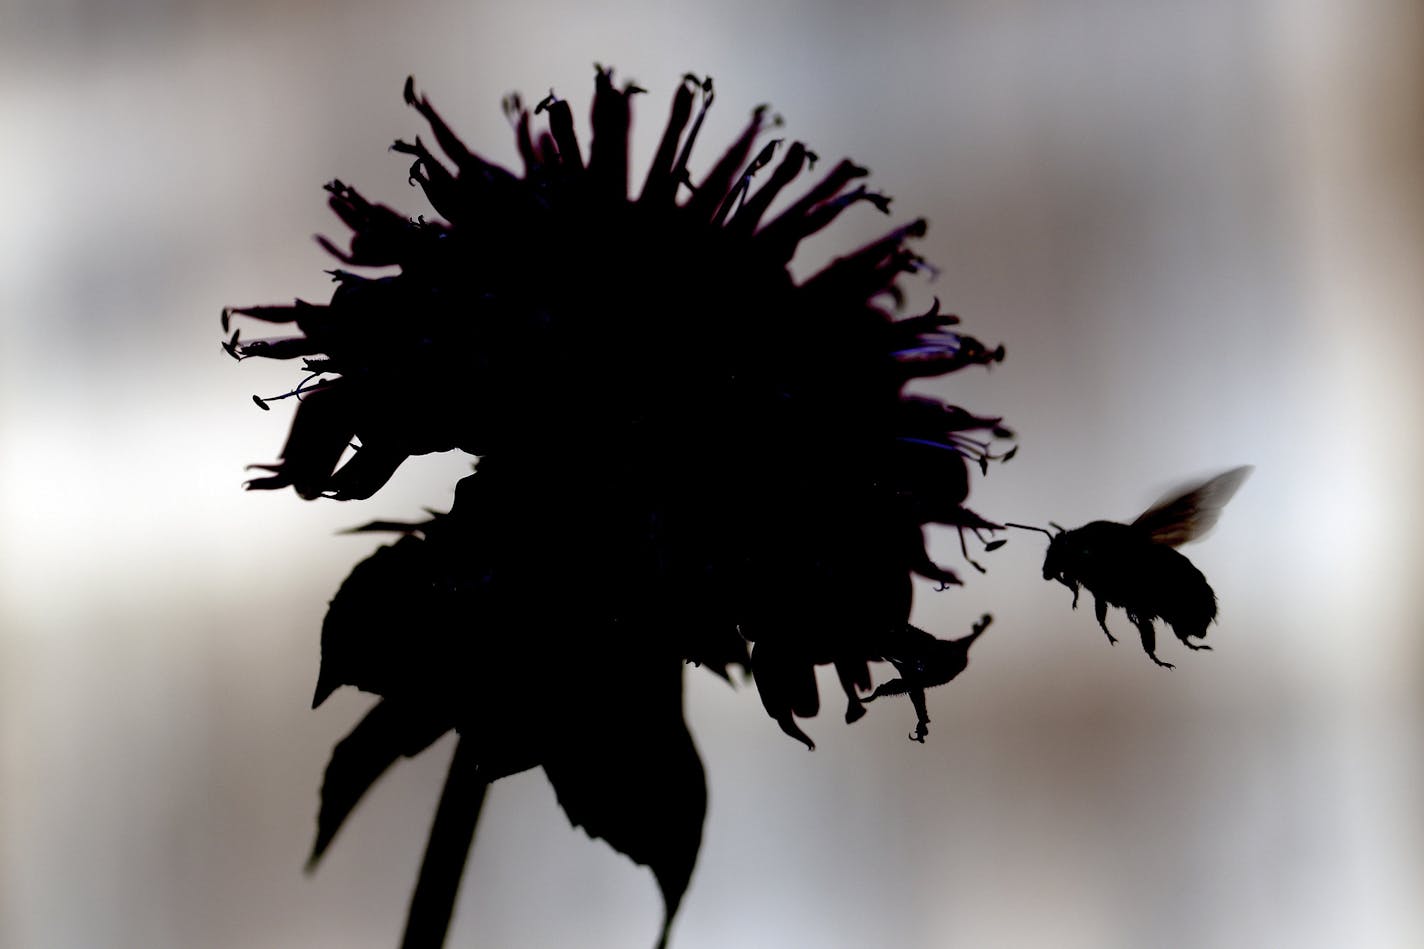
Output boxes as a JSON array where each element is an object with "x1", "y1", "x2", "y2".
[{"x1": 1011, "y1": 466, "x2": 1251, "y2": 668}]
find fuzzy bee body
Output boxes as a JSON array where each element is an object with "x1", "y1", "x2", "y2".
[
  {"x1": 1044, "y1": 520, "x2": 1216, "y2": 667},
  {"x1": 1030, "y1": 466, "x2": 1251, "y2": 669}
]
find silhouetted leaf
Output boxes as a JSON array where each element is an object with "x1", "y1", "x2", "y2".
[
  {"x1": 314, "y1": 534, "x2": 456, "y2": 708},
  {"x1": 308, "y1": 699, "x2": 451, "y2": 870},
  {"x1": 542, "y1": 671, "x2": 705, "y2": 949}
]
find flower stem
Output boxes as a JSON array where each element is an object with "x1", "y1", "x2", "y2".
[{"x1": 400, "y1": 737, "x2": 486, "y2": 949}]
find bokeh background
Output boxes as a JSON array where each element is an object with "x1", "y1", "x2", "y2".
[{"x1": 2, "y1": 0, "x2": 1421, "y2": 946}]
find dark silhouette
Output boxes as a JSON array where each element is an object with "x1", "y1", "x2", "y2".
[
  {"x1": 859, "y1": 614, "x2": 992, "y2": 742},
  {"x1": 224, "y1": 67, "x2": 1014, "y2": 948},
  {"x1": 1008, "y1": 466, "x2": 1252, "y2": 668}
]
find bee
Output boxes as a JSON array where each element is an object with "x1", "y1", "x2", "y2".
[{"x1": 1008, "y1": 466, "x2": 1251, "y2": 668}]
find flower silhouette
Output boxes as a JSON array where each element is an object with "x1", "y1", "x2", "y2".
[{"x1": 226, "y1": 68, "x2": 1011, "y2": 948}]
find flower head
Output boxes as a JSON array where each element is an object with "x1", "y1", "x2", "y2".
[{"x1": 226, "y1": 67, "x2": 1011, "y2": 948}]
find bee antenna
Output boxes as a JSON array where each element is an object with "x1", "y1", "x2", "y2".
[
  {"x1": 1004, "y1": 522, "x2": 1055, "y2": 540},
  {"x1": 1048, "y1": 521, "x2": 1066, "y2": 534}
]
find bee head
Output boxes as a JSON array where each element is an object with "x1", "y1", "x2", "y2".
[
  {"x1": 1041, "y1": 531, "x2": 1079, "y2": 593},
  {"x1": 1006, "y1": 522, "x2": 1071, "y2": 587}
]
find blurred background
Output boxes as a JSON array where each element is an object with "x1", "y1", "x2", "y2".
[{"x1": 2, "y1": 0, "x2": 1421, "y2": 946}]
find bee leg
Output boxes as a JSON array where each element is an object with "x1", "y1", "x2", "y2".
[
  {"x1": 1132, "y1": 616, "x2": 1175, "y2": 669},
  {"x1": 1093, "y1": 597, "x2": 1117, "y2": 645},
  {"x1": 1172, "y1": 622, "x2": 1212, "y2": 651}
]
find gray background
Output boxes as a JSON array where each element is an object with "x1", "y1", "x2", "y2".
[{"x1": 2, "y1": 0, "x2": 1421, "y2": 946}]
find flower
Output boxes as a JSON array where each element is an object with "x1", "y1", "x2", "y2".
[{"x1": 226, "y1": 67, "x2": 1012, "y2": 949}]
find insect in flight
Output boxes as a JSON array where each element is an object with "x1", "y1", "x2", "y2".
[{"x1": 1008, "y1": 466, "x2": 1252, "y2": 668}]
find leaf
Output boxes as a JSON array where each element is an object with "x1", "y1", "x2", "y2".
[
  {"x1": 542, "y1": 669, "x2": 706, "y2": 949},
  {"x1": 313, "y1": 534, "x2": 455, "y2": 708},
  {"x1": 308, "y1": 698, "x2": 451, "y2": 870}
]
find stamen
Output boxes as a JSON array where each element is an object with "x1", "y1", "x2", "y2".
[
  {"x1": 727, "y1": 140, "x2": 807, "y2": 235},
  {"x1": 891, "y1": 329, "x2": 1006, "y2": 380},
  {"x1": 710, "y1": 137, "x2": 781, "y2": 227},
  {"x1": 234, "y1": 336, "x2": 323, "y2": 361},
  {"x1": 957, "y1": 526, "x2": 987, "y2": 573},
  {"x1": 668, "y1": 75, "x2": 714, "y2": 199},
  {"x1": 688, "y1": 103, "x2": 769, "y2": 221},
  {"x1": 252, "y1": 373, "x2": 334, "y2": 406}
]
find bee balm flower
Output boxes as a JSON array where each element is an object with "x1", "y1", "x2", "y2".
[{"x1": 225, "y1": 68, "x2": 1010, "y2": 949}]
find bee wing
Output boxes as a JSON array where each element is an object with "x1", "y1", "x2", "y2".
[{"x1": 1130, "y1": 465, "x2": 1253, "y2": 547}]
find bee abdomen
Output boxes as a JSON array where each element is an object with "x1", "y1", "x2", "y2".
[{"x1": 1154, "y1": 550, "x2": 1217, "y2": 643}]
